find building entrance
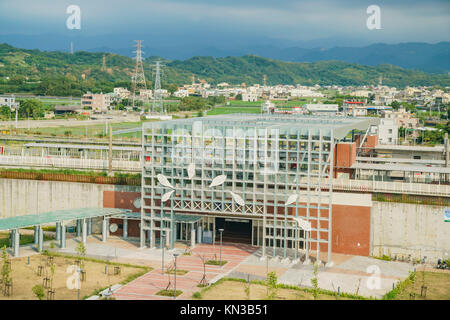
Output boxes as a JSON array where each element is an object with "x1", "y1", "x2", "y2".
[{"x1": 215, "y1": 217, "x2": 252, "y2": 244}]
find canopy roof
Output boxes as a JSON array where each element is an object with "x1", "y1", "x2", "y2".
[{"x1": 0, "y1": 208, "x2": 131, "y2": 231}]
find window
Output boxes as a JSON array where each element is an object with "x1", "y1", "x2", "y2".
[
  {"x1": 388, "y1": 129, "x2": 392, "y2": 134},
  {"x1": 413, "y1": 155, "x2": 421, "y2": 160}
]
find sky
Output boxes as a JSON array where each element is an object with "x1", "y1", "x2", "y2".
[{"x1": 0, "y1": 0, "x2": 449, "y2": 56}]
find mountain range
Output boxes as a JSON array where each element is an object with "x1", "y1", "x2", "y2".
[{"x1": 0, "y1": 43, "x2": 449, "y2": 97}]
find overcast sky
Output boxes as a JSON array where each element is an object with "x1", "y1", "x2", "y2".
[{"x1": 0, "y1": 0, "x2": 449, "y2": 48}]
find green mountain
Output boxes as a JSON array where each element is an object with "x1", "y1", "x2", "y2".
[{"x1": 0, "y1": 43, "x2": 448, "y2": 97}]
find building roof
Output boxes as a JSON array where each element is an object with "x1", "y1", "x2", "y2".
[
  {"x1": 143, "y1": 114, "x2": 379, "y2": 140},
  {"x1": 0, "y1": 208, "x2": 130, "y2": 231}
]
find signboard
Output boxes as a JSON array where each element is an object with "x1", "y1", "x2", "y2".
[
  {"x1": 445, "y1": 209, "x2": 450, "y2": 222},
  {"x1": 202, "y1": 230, "x2": 213, "y2": 244}
]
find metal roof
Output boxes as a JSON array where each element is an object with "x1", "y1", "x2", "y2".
[
  {"x1": 0, "y1": 208, "x2": 131, "y2": 231},
  {"x1": 143, "y1": 114, "x2": 379, "y2": 140},
  {"x1": 24, "y1": 143, "x2": 141, "y2": 152}
]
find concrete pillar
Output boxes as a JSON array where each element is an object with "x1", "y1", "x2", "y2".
[
  {"x1": 38, "y1": 226, "x2": 43, "y2": 252},
  {"x1": 34, "y1": 226, "x2": 39, "y2": 244},
  {"x1": 166, "y1": 230, "x2": 170, "y2": 247},
  {"x1": 123, "y1": 218, "x2": 128, "y2": 240},
  {"x1": 82, "y1": 219, "x2": 87, "y2": 245},
  {"x1": 197, "y1": 225, "x2": 202, "y2": 244},
  {"x1": 106, "y1": 218, "x2": 110, "y2": 237},
  {"x1": 190, "y1": 226, "x2": 196, "y2": 248},
  {"x1": 55, "y1": 222, "x2": 61, "y2": 241},
  {"x1": 76, "y1": 219, "x2": 81, "y2": 237},
  {"x1": 102, "y1": 217, "x2": 107, "y2": 242},
  {"x1": 14, "y1": 229, "x2": 20, "y2": 257},
  {"x1": 87, "y1": 218, "x2": 92, "y2": 235},
  {"x1": 60, "y1": 222, "x2": 66, "y2": 249},
  {"x1": 10, "y1": 230, "x2": 14, "y2": 249}
]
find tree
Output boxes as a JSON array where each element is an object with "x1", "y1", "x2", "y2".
[
  {"x1": 390, "y1": 101, "x2": 401, "y2": 111},
  {"x1": 265, "y1": 271, "x2": 278, "y2": 300},
  {"x1": 1, "y1": 246, "x2": 12, "y2": 289}
]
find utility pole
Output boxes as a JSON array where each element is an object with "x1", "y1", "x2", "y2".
[{"x1": 108, "y1": 124, "x2": 113, "y2": 176}]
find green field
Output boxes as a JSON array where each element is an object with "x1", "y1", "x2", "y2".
[
  {"x1": 207, "y1": 106, "x2": 261, "y2": 115},
  {"x1": 17, "y1": 121, "x2": 145, "y2": 139}
]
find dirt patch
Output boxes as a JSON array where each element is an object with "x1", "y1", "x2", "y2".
[
  {"x1": 394, "y1": 271, "x2": 450, "y2": 300},
  {"x1": 0, "y1": 254, "x2": 148, "y2": 300},
  {"x1": 199, "y1": 280, "x2": 352, "y2": 300}
]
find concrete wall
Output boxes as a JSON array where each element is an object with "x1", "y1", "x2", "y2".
[
  {"x1": 371, "y1": 201, "x2": 450, "y2": 262},
  {"x1": 0, "y1": 178, "x2": 140, "y2": 231}
]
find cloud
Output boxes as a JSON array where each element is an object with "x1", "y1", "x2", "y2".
[{"x1": 0, "y1": 0, "x2": 448, "y2": 43}]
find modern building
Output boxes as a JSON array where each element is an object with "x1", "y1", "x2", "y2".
[
  {"x1": 0, "y1": 95, "x2": 19, "y2": 109},
  {"x1": 378, "y1": 118, "x2": 398, "y2": 145},
  {"x1": 304, "y1": 104, "x2": 339, "y2": 115},
  {"x1": 140, "y1": 114, "x2": 378, "y2": 263}
]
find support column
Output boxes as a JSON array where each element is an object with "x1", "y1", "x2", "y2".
[
  {"x1": 55, "y1": 222, "x2": 61, "y2": 241},
  {"x1": 34, "y1": 226, "x2": 39, "y2": 244},
  {"x1": 106, "y1": 218, "x2": 110, "y2": 237},
  {"x1": 123, "y1": 218, "x2": 128, "y2": 240},
  {"x1": 102, "y1": 217, "x2": 107, "y2": 242},
  {"x1": 10, "y1": 230, "x2": 14, "y2": 249},
  {"x1": 60, "y1": 222, "x2": 66, "y2": 249},
  {"x1": 14, "y1": 229, "x2": 20, "y2": 257},
  {"x1": 87, "y1": 218, "x2": 92, "y2": 235},
  {"x1": 38, "y1": 225, "x2": 43, "y2": 252},
  {"x1": 76, "y1": 219, "x2": 81, "y2": 237},
  {"x1": 82, "y1": 219, "x2": 87, "y2": 245},
  {"x1": 190, "y1": 225, "x2": 196, "y2": 248}
]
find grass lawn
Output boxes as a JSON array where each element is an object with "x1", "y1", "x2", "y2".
[
  {"x1": 393, "y1": 271, "x2": 450, "y2": 300},
  {"x1": 0, "y1": 231, "x2": 53, "y2": 248},
  {"x1": 207, "y1": 106, "x2": 261, "y2": 115},
  {"x1": 0, "y1": 253, "x2": 150, "y2": 300},
  {"x1": 17, "y1": 121, "x2": 144, "y2": 139}
]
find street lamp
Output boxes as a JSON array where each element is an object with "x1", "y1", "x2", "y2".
[
  {"x1": 161, "y1": 230, "x2": 166, "y2": 274},
  {"x1": 173, "y1": 253, "x2": 179, "y2": 299},
  {"x1": 218, "y1": 228, "x2": 224, "y2": 267}
]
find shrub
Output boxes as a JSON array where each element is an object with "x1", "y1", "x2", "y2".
[{"x1": 32, "y1": 284, "x2": 45, "y2": 300}]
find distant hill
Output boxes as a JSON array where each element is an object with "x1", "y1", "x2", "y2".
[{"x1": 0, "y1": 43, "x2": 448, "y2": 97}]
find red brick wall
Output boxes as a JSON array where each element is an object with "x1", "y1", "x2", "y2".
[{"x1": 103, "y1": 191, "x2": 141, "y2": 237}]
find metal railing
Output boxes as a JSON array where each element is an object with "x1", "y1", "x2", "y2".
[
  {"x1": 0, "y1": 155, "x2": 141, "y2": 172},
  {"x1": 332, "y1": 178, "x2": 450, "y2": 197}
]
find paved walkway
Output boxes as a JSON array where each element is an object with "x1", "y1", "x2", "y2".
[{"x1": 113, "y1": 243, "x2": 258, "y2": 300}]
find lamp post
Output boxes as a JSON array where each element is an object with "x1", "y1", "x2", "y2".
[
  {"x1": 173, "y1": 253, "x2": 179, "y2": 299},
  {"x1": 218, "y1": 228, "x2": 224, "y2": 267},
  {"x1": 161, "y1": 231, "x2": 165, "y2": 274}
]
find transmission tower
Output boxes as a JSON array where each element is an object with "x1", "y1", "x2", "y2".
[
  {"x1": 101, "y1": 54, "x2": 106, "y2": 71},
  {"x1": 131, "y1": 40, "x2": 148, "y2": 110},
  {"x1": 151, "y1": 61, "x2": 165, "y2": 115},
  {"x1": 70, "y1": 41, "x2": 74, "y2": 54}
]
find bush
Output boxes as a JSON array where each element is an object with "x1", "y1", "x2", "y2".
[{"x1": 32, "y1": 284, "x2": 45, "y2": 300}]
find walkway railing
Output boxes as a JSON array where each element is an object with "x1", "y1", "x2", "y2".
[
  {"x1": 0, "y1": 155, "x2": 141, "y2": 172},
  {"x1": 332, "y1": 178, "x2": 450, "y2": 197}
]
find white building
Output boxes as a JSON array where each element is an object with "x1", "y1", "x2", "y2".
[
  {"x1": 378, "y1": 118, "x2": 398, "y2": 145},
  {"x1": 113, "y1": 87, "x2": 130, "y2": 100},
  {"x1": 242, "y1": 92, "x2": 258, "y2": 102},
  {"x1": 304, "y1": 104, "x2": 338, "y2": 115},
  {"x1": 0, "y1": 95, "x2": 19, "y2": 109}
]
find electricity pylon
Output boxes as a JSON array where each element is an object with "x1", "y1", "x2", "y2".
[{"x1": 131, "y1": 40, "x2": 148, "y2": 110}]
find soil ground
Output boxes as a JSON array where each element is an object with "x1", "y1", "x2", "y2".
[
  {"x1": 0, "y1": 254, "x2": 147, "y2": 300},
  {"x1": 198, "y1": 280, "x2": 353, "y2": 300},
  {"x1": 395, "y1": 270, "x2": 450, "y2": 300}
]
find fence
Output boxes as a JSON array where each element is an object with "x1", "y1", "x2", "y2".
[{"x1": 0, "y1": 170, "x2": 141, "y2": 186}]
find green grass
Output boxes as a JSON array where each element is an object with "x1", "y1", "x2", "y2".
[
  {"x1": 164, "y1": 269, "x2": 189, "y2": 275},
  {"x1": 205, "y1": 260, "x2": 228, "y2": 266},
  {"x1": 0, "y1": 232, "x2": 53, "y2": 248},
  {"x1": 156, "y1": 289, "x2": 183, "y2": 297},
  {"x1": 207, "y1": 106, "x2": 261, "y2": 115}
]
